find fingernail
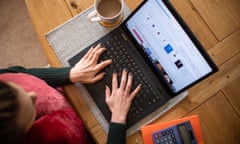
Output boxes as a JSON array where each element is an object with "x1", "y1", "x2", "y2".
[
  {"x1": 113, "y1": 69, "x2": 117, "y2": 73},
  {"x1": 123, "y1": 68, "x2": 128, "y2": 72}
]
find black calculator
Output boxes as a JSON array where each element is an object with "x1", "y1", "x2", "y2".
[{"x1": 152, "y1": 121, "x2": 197, "y2": 144}]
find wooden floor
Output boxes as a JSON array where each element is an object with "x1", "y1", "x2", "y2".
[{"x1": 26, "y1": 0, "x2": 240, "y2": 143}]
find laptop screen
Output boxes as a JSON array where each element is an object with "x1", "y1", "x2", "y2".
[{"x1": 125, "y1": 0, "x2": 215, "y2": 93}]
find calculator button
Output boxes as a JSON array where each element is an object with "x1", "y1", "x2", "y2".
[{"x1": 162, "y1": 131, "x2": 166, "y2": 136}]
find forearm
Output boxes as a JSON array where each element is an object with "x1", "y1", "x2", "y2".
[
  {"x1": 107, "y1": 122, "x2": 126, "y2": 144},
  {"x1": 0, "y1": 66, "x2": 72, "y2": 87}
]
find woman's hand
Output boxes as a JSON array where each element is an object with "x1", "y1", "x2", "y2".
[
  {"x1": 105, "y1": 69, "x2": 141, "y2": 124},
  {"x1": 70, "y1": 44, "x2": 112, "y2": 84}
]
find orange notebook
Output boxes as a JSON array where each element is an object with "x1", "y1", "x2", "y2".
[{"x1": 141, "y1": 115, "x2": 204, "y2": 144}]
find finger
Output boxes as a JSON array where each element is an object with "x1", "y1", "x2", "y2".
[
  {"x1": 112, "y1": 72, "x2": 118, "y2": 91},
  {"x1": 105, "y1": 85, "x2": 111, "y2": 104},
  {"x1": 130, "y1": 84, "x2": 141, "y2": 100},
  {"x1": 88, "y1": 44, "x2": 101, "y2": 60},
  {"x1": 125, "y1": 72, "x2": 133, "y2": 94},
  {"x1": 91, "y1": 72, "x2": 105, "y2": 83},
  {"x1": 83, "y1": 47, "x2": 94, "y2": 60},
  {"x1": 105, "y1": 85, "x2": 111, "y2": 98},
  {"x1": 92, "y1": 43, "x2": 103, "y2": 53},
  {"x1": 92, "y1": 47, "x2": 107, "y2": 63},
  {"x1": 95, "y1": 59, "x2": 112, "y2": 71},
  {"x1": 120, "y1": 69, "x2": 128, "y2": 89}
]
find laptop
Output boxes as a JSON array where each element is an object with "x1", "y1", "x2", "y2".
[{"x1": 68, "y1": 0, "x2": 218, "y2": 128}]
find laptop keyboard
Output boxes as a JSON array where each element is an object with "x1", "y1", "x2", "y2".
[
  {"x1": 68, "y1": 29, "x2": 169, "y2": 127},
  {"x1": 99, "y1": 35, "x2": 162, "y2": 118}
]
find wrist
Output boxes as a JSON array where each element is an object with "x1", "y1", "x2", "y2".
[
  {"x1": 69, "y1": 68, "x2": 76, "y2": 83},
  {"x1": 111, "y1": 114, "x2": 127, "y2": 124},
  {"x1": 69, "y1": 68, "x2": 83, "y2": 83}
]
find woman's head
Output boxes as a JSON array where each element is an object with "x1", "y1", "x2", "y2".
[{"x1": 0, "y1": 81, "x2": 37, "y2": 144}]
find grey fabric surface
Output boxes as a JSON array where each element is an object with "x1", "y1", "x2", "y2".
[{"x1": 45, "y1": 4, "x2": 188, "y2": 136}]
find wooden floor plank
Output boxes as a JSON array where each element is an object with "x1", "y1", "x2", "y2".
[
  {"x1": 222, "y1": 76, "x2": 240, "y2": 117},
  {"x1": 124, "y1": 0, "x2": 143, "y2": 11},
  {"x1": 190, "y1": 0, "x2": 240, "y2": 41},
  {"x1": 208, "y1": 29, "x2": 240, "y2": 66},
  {"x1": 42, "y1": 0, "x2": 72, "y2": 25},
  {"x1": 65, "y1": 0, "x2": 94, "y2": 16},
  {"x1": 187, "y1": 92, "x2": 240, "y2": 144},
  {"x1": 170, "y1": 0, "x2": 218, "y2": 49}
]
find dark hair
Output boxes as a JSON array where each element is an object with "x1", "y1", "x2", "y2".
[{"x1": 0, "y1": 81, "x2": 25, "y2": 144}]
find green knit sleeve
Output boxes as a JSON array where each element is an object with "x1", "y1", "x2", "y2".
[
  {"x1": 0, "y1": 66, "x2": 72, "y2": 87},
  {"x1": 107, "y1": 122, "x2": 126, "y2": 144}
]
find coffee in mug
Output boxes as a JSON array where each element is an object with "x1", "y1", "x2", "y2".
[{"x1": 87, "y1": 0, "x2": 124, "y2": 27}]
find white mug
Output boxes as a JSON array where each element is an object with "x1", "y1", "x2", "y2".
[{"x1": 87, "y1": 0, "x2": 124, "y2": 27}]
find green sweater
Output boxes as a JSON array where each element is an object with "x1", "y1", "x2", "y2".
[{"x1": 0, "y1": 66, "x2": 126, "y2": 144}]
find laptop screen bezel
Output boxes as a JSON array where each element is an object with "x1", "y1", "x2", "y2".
[{"x1": 120, "y1": 0, "x2": 218, "y2": 96}]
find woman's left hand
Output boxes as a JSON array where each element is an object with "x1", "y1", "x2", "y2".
[{"x1": 70, "y1": 44, "x2": 112, "y2": 84}]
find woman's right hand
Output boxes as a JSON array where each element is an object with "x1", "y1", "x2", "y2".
[{"x1": 105, "y1": 69, "x2": 141, "y2": 124}]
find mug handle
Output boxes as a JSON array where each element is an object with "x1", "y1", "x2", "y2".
[{"x1": 87, "y1": 10, "x2": 101, "y2": 22}]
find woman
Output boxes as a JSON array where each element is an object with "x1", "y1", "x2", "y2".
[{"x1": 0, "y1": 44, "x2": 141, "y2": 144}]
